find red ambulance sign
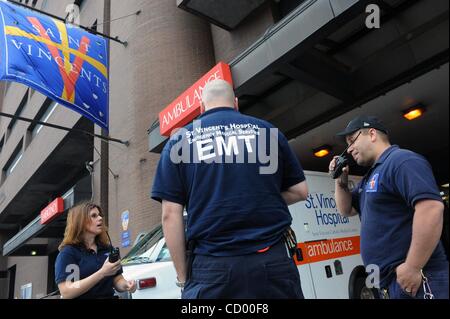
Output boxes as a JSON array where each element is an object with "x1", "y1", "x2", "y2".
[{"x1": 159, "y1": 62, "x2": 233, "y2": 136}]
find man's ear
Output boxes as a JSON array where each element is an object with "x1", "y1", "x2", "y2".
[
  {"x1": 234, "y1": 98, "x2": 239, "y2": 112},
  {"x1": 369, "y1": 128, "x2": 377, "y2": 142}
]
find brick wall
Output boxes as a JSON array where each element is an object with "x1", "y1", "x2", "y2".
[{"x1": 100, "y1": 0, "x2": 215, "y2": 253}]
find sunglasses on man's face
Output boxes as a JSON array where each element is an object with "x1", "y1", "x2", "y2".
[{"x1": 346, "y1": 131, "x2": 362, "y2": 146}]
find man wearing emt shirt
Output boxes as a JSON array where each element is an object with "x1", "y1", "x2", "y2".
[
  {"x1": 151, "y1": 79, "x2": 308, "y2": 299},
  {"x1": 330, "y1": 115, "x2": 448, "y2": 299}
]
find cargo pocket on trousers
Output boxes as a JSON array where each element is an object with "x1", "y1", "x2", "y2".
[
  {"x1": 189, "y1": 268, "x2": 230, "y2": 299},
  {"x1": 265, "y1": 259, "x2": 297, "y2": 279},
  {"x1": 182, "y1": 283, "x2": 201, "y2": 299},
  {"x1": 264, "y1": 260, "x2": 301, "y2": 298}
]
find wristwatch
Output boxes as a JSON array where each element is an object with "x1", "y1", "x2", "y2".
[{"x1": 175, "y1": 278, "x2": 185, "y2": 288}]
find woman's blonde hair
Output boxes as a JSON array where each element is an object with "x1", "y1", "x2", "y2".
[{"x1": 58, "y1": 202, "x2": 109, "y2": 251}]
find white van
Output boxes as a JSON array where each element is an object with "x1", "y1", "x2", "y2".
[
  {"x1": 290, "y1": 171, "x2": 374, "y2": 299},
  {"x1": 122, "y1": 171, "x2": 375, "y2": 299},
  {"x1": 121, "y1": 225, "x2": 181, "y2": 299}
]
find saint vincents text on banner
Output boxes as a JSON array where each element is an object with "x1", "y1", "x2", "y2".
[{"x1": 0, "y1": 1, "x2": 109, "y2": 130}]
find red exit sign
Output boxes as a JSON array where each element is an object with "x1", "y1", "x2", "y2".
[
  {"x1": 159, "y1": 62, "x2": 233, "y2": 136},
  {"x1": 40, "y1": 197, "x2": 64, "y2": 225}
]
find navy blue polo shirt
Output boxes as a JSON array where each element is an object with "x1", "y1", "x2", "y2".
[
  {"x1": 55, "y1": 244, "x2": 123, "y2": 299},
  {"x1": 351, "y1": 145, "x2": 447, "y2": 287},
  {"x1": 151, "y1": 107, "x2": 305, "y2": 256}
]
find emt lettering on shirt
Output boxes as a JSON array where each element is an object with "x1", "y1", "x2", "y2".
[{"x1": 152, "y1": 107, "x2": 305, "y2": 256}]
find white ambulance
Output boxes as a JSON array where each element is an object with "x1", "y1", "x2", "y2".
[
  {"x1": 123, "y1": 170, "x2": 374, "y2": 299},
  {"x1": 289, "y1": 171, "x2": 374, "y2": 299}
]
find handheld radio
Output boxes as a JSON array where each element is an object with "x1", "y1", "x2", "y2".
[
  {"x1": 331, "y1": 154, "x2": 349, "y2": 179},
  {"x1": 331, "y1": 131, "x2": 361, "y2": 179},
  {"x1": 106, "y1": 231, "x2": 120, "y2": 263}
]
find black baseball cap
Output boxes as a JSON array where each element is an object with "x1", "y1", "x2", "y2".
[{"x1": 336, "y1": 115, "x2": 388, "y2": 137}]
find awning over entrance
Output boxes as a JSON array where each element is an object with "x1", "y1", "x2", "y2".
[
  {"x1": 2, "y1": 175, "x2": 92, "y2": 256},
  {"x1": 177, "y1": 0, "x2": 267, "y2": 30},
  {"x1": 150, "y1": 0, "x2": 448, "y2": 155},
  {"x1": 149, "y1": 0, "x2": 370, "y2": 152}
]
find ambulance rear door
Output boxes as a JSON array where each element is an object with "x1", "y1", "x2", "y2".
[{"x1": 289, "y1": 171, "x2": 362, "y2": 299}]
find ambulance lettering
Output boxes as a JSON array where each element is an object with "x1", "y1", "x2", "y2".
[{"x1": 305, "y1": 193, "x2": 350, "y2": 227}]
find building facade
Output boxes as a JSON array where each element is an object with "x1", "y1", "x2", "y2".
[{"x1": 0, "y1": 0, "x2": 448, "y2": 298}]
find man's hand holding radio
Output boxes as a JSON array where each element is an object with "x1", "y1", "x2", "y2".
[
  {"x1": 330, "y1": 156, "x2": 357, "y2": 218},
  {"x1": 329, "y1": 156, "x2": 350, "y2": 188}
]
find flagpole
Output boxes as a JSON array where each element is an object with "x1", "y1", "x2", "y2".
[
  {"x1": 0, "y1": 111, "x2": 129, "y2": 145},
  {"x1": 6, "y1": 0, "x2": 128, "y2": 46}
]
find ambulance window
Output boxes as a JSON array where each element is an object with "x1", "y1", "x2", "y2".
[
  {"x1": 325, "y1": 265, "x2": 333, "y2": 278},
  {"x1": 334, "y1": 260, "x2": 343, "y2": 275}
]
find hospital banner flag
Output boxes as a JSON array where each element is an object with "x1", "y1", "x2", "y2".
[{"x1": 0, "y1": 1, "x2": 109, "y2": 130}]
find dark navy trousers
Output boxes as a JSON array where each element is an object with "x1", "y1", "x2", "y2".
[{"x1": 182, "y1": 239, "x2": 304, "y2": 299}]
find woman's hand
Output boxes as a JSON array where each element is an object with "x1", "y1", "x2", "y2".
[
  {"x1": 99, "y1": 258, "x2": 121, "y2": 278},
  {"x1": 113, "y1": 275, "x2": 137, "y2": 293},
  {"x1": 123, "y1": 280, "x2": 137, "y2": 293},
  {"x1": 59, "y1": 259, "x2": 121, "y2": 299}
]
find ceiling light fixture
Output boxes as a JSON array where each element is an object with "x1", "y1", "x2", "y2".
[
  {"x1": 313, "y1": 145, "x2": 332, "y2": 158},
  {"x1": 403, "y1": 105, "x2": 425, "y2": 121}
]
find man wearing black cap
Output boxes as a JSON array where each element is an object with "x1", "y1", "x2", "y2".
[{"x1": 329, "y1": 115, "x2": 448, "y2": 299}]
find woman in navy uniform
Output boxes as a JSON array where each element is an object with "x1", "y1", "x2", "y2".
[{"x1": 55, "y1": 202, "x2": 136, "y2": 299}]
